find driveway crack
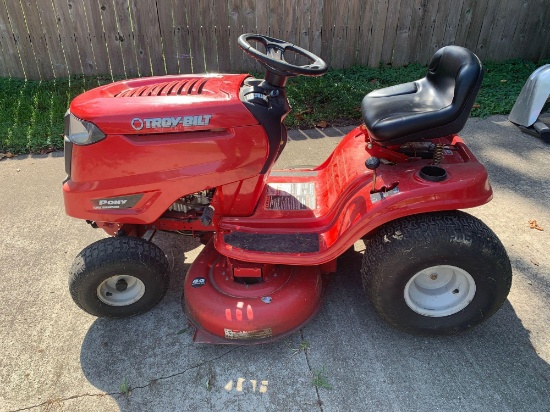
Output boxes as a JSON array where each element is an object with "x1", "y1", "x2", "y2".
[
  {"x1": 130, "y1": 345, "x2": 241, "y2": 391},
  {"x1": 301, "y1": 329, "x2": 324, "y2": 412},
  {"x1": 8, "y1": 346, "x2": 241, "y2": 412}
]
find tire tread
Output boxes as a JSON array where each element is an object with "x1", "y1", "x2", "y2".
[
  {"x1": 361, "y1": 211, "x2": 512, "y2": 335},
  {"x1": 69, "y1": 237, "x2": 169, "y2": 317}
]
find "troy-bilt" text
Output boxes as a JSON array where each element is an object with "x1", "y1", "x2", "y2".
[{"x1": 131, "y1": 115, "x2": 212, "y2": 131}]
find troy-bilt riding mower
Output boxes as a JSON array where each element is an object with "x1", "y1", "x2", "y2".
[{"x1": 64, "y1": 34, "x2": 512, "y2": 342}]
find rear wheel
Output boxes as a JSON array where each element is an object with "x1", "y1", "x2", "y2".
[
  {"x1": 69, "y1": 236, "x2": 170, "y2": 318},
  {"x1": 361, "y1": 211, "x2": 512, "y2": 335}
]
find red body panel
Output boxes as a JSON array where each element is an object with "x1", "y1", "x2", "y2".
[
  {"x1": 64, "y1": 74, "x2": 270, "y2": 222},
  {"x1": 70, "y1": 74, "x2": 257, "y2": 134},
  {"x1": 216, "y1": 128, "x2": 492, "y2": 265},
  {"x1": 64, "y1": 127, "x2": 268, "y2": 222}
]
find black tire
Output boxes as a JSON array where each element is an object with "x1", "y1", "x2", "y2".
[
  {"x1": 361, "y1": 211, "x2": 512, "y2": 335},
  {"x1": 69, "y1": 236, "x2": 170, "y2": 318}
]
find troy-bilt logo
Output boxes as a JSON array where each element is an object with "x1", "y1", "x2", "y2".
[{"x1": 131, "y1": 115, "x2": 212, "y2": 131}]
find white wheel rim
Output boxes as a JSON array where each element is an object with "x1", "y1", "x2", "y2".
[
  {"x1": 404, "y1": 265, "x2": 476, "y2": 317},
  {"x1": 97, "y1": 275, "x2": 145, "y2": 306}
]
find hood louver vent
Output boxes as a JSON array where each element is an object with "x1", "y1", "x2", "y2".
[{"x1": 115, "y1": 78, "x2": 209, "y2": 97}]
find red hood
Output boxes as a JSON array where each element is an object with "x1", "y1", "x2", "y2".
[{"x1": 69, "y1": 74, "x2": 258, "y2": 134}]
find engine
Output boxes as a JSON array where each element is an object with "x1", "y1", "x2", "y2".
[{"x1": 168, "y1": 190, "x2": 214, "y2": 214}]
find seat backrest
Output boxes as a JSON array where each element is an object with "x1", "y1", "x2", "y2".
[{"x1": 426, "y1": 46, "x2": 483, "y2": 113}]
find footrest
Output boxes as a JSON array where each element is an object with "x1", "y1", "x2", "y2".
[{"x1": 223, "y1": 232, "x2": 320, "y2": 253}]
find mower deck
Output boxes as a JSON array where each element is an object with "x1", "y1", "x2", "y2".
[{"x1": 183, "y1": 241, "x2": 327, "y2": 344}]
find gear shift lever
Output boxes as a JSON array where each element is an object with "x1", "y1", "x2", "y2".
[{"x1": 365, "y1": 157, "x2": 380, "y2": 192}]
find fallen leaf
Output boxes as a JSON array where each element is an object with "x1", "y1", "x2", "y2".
[
  {"x1": 316, "y1": 120, "x2": 328, "y2": 128},
  {"x1": 370, "y1": 79, "x2": 379, "y2": 84},
  {"x1": 530, "y1": 258, "x2": 540, "y2": 266},
  {"x1": 500, "y1": 79, "x2": 507, "y2": 83},
  {"x1": 528, "y1": 219, "x2": 544, "y2": 231},
  {"x1": 40, "y1": 147, "x2": 55, "y2": 155},
  {"x1": 473, "y1": 104, "x2": 480, "y2": 109}
]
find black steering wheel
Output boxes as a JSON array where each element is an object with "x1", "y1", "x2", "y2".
[{"x1": 238, "y1": 34, "x2": 327, "y2": 84}]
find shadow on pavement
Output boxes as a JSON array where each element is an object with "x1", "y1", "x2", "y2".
[{"x1": 78, "y1": 235, "x2": 550, "y2": 411}]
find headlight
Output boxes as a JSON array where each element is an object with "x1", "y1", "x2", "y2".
[{"x1": 64, "y1": 111, "x2": 106, "y2": 145}]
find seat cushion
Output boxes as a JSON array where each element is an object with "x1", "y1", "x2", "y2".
[{"x1": 362, "y1": 46, "x2": 483, "y2": 146}]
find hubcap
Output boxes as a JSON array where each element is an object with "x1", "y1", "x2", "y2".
[
  {"x1": 404, "y1": 265, "x2": 476, "y2": 317},
  {"x1": 97, "y1": 275, "x2": 145, "y2": 306}
]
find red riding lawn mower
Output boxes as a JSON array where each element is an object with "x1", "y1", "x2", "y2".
[{"x1": 64, "y1": 34, "x2": 512, "y2": 343}]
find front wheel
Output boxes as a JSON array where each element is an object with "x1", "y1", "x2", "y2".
[
  {"x1": 361, "y1": 211, "x2": 512, "y2": 335},
  {"x1": 69, "y1": 236, "x2": 170, "y2": 318}
]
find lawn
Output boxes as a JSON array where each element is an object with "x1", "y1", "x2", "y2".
[
  {"x1": 0, "y1": 76, "x2": 113, "y2": 155},
  {"x1": 0, "y1": 59, "x2": 548, "y2": 155}
]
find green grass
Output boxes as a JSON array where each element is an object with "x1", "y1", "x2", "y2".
[
  {"x1": 0, "y1": 75, "x2": 114, "y2": 155},
  {"x1": 0, "y1": 59, "x2": 548, "y2": 155},
  {"x1": 471, "y1": 59, "x2": 550, "y2": 118},
  {"x1": 288, "y1": 339, "x2": 310, "y2": 356},
  {"x1": 311, "y1": 367, "x2": 332, "y2": 390},
  {"x1": 285, "y1": 58, "x2": 550, "y2": 128},
  {"x1": 119, "y1": 378, "x2": 131, "y2": 397}
]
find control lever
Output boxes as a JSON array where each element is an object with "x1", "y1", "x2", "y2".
[{"x1": 365, "y1": 157, "x2": 380, "y2": 192}]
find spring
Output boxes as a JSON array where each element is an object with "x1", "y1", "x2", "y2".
[{"x1": 432, "y1": 144, "x2": 443, "y2": 164}]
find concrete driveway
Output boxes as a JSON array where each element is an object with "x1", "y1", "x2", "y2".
[{"x1": 1, "y1": 116, "x2": 549, "y2": 411}]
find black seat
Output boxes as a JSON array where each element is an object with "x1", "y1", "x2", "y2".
[{"x1": 361, "y1": 46, "x2": 483, "y2": 146}]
